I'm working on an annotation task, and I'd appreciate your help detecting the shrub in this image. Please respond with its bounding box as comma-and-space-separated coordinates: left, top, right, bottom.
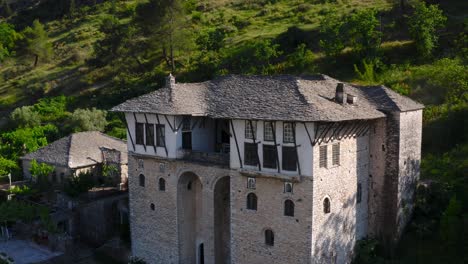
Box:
10, 106, 41, 128
69, 108, 108, 132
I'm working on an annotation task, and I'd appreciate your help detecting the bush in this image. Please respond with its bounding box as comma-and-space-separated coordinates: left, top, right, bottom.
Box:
69, 108, 108, 132
63, 171, 94, 198
352, 239, 385, 264
10, 106, 41, 128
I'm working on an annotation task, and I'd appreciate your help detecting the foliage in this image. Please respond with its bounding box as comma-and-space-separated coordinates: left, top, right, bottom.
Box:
352, 238, 385, 264
0, 157, 18, 176
32, 95, 69, 122
407, 1, 446, 58
319, 8, 345, 59
439, 196, 463, 248
0, 200, 40, 223
10, 106, 41, 128
8, 185, 35, 196
196, 27, 227, 52
354, 60, 377, 84
29, 159, 54, 188
21, 20, 53, 67
93, 15, 127, 65
63, 171, 94, 198
69, 108, 108, 132
286, 43, 316, 73
0, 22, 21, 61
345, 8, 382, 59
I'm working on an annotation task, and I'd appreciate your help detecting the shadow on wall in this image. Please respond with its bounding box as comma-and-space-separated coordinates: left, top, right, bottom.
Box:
396, 157, 420, 234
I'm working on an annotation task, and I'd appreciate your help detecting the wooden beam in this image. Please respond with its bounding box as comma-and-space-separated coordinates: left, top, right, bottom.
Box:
133, 113, 146, 152
292, 122, 301, 175
230, 120, 242, 168
155, 114, 168, 157
270, 121, 280, 173
122, 114, 135, 151
163, 115, 175, 132
143, 113, 156, 153
249, 120, 261, 171
303, 122, 314, 148
317, 123, 334, 145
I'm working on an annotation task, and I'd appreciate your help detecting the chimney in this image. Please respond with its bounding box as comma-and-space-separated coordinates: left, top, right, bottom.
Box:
335, 83, 345, 104
347, 94, 358, 104
166, 73, 176, 102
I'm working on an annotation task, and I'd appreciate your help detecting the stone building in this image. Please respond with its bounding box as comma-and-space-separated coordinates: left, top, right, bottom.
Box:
111, 74, 423, 264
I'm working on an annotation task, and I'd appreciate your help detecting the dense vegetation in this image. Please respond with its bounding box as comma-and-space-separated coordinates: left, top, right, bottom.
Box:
0, 0, 466, 262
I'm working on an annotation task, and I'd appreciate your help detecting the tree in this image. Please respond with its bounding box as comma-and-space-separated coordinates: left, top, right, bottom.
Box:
346, 9, 382, 59
0, 157, 18, 176
319, 9, 345, 59
10, 106, 41, 128
29, 159, 54, 186
0, 22, 20, 62
93, 15, 126, 65
22, 20, 53, 67
408, 1, 446, 58
69, 108, 108, 132
0, 0, 12, 17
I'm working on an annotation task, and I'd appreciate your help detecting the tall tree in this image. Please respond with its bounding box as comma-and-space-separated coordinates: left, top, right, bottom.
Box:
0, 22, 20, 62
319, 8, 346, 59
408, 1, 446, 58
345, 9, 382, 60
22, 20, 53, 67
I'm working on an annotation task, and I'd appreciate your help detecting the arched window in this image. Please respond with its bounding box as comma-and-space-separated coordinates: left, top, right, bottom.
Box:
284, 199, 295, 217
323, 197, 331, 214
159, 178, 166, 191
246, 193, 257, 210
150, 203, 155, 210
265, 229, 274, 246
139, 174, 145, 187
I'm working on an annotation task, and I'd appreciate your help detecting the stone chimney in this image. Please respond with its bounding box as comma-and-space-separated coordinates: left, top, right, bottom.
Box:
166, 73, 175, 102
335, 83, 345, 104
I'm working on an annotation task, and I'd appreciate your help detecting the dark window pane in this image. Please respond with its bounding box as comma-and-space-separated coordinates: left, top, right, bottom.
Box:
265, 229, 274, 246
182, 132, 192, 150
156, 125, 165, 147
324, 198, 330, 214
244, 143, 258, 166
246, 193, 257, 210
146, 124, 155, 146
263, 145, 277, 169
136, 123, 145, 145
282, 146, 297, 171
159, 178, 166, 191
139, 174, 145, 187
357, 183, 362, 203
284, 200, 295, 217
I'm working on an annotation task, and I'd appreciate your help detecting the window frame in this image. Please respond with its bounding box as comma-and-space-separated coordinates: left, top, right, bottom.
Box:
244, 142, 258, 166
135, 122, 145, 145
145, 123, 155, 146
139, 174, 145, 187
247, 177, 256, 189
283, 122, 294, 143
284, 182, 293, 193
263, 144, 277, 169
265, 229, 274, 246
282, 146, 297, 171
245, 120, 257, 140
319, 145, 328, 168
332, 143, 340, 166
323, 197, 331, 214
264, 121, 275, 142
156, 124, 166, 147
246, 192, 257, 211
159, 178, 166, 191
284, 199, 295, 217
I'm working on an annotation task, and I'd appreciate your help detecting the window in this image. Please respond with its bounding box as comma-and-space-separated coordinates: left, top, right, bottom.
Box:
156, 124, 165, 147
319, 145, 328, 168
247, 177, 256, 189
265, 229, 274, 246
246, 193, 257, 210
263, 145, 277, 169
357, 183, 362, 203
332, 143, 340, 166
283, 122, 294, 143
282, 146, 297, 171
139, 174, 145, 187
245, 121, 257, 139
159, 178, 166, 191
284, 182, 293, 193
264, 121, 275, 141
150, 203, 155, 210
182, 116, 191, 131
244, 143, 258, 166
187, 181, 192, 190
284, 199, 295, 217
323, 197, 331, 214
136, 122, 145, 145
146, 124, 155, 146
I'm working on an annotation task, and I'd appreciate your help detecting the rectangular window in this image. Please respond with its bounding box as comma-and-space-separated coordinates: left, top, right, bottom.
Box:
332, 143, 340, 166
282, 146, 297, 171
145, 124, 155, 146
283, 122, 294, 143
244, 142, 258, 166
135, 122, 145, 145
264, 121, 275, 142
319, 145, 327, 168
245, 121, 257, 139
156, 124, 165, 147
357, 183, 362, 203
263, 145, 277, 169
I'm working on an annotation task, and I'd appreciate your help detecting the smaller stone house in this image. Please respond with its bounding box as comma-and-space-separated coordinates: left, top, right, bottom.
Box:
21, 131, 128, 186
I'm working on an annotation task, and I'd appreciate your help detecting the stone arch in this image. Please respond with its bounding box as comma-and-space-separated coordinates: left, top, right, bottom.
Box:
214, 176, 231, 264
177, 171, 203, 264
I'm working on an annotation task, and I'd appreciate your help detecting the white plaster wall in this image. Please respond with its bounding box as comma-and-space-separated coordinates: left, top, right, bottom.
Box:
311, 134, 369, 264
229, 120, 315, 177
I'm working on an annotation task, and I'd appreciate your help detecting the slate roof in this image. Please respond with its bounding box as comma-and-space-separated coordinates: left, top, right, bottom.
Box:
21, 131, 128, 168
111, 74, 423, 122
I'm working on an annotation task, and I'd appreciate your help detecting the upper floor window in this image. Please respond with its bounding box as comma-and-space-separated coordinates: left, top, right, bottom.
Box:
246, 193, 257, 210
282, 146, 297, 171
245, 121, 257, 139
264, 121, 275, 142
323, 197, 331, 214
244, 142, 258, 166
156, 124, 165, 147
263, 145, 277, 169
283, 122, 294, 143
146, 124, 155, 146
284, 199, 295, 217
136, 122, 145, 145
265, 229, 274, 246
139, 174, 145, 187
357, 183, 362, 203
319, 145, 328, 168
159, 178, 166, 191
332, 143, 340, 166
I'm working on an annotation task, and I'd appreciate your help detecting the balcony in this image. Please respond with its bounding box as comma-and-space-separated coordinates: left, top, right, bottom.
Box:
177, 148, 230, 166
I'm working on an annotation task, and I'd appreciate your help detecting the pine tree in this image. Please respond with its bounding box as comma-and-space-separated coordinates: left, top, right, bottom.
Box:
22, 20, 53, 67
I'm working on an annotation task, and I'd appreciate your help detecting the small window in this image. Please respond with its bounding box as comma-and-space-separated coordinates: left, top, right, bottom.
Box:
319, 145, 328, 168
156, 124, 165, 147
159, 178, 166, 191
247, 177, 256, 189
284, 199, 295, 217
263, 145, 277, 169
357, 183, 362, 203
246, 193, 257, 210
265, 229, 274, 246
282, 146, 297, 171
139, 174, 145, 187
244, 142, 258, 166
264, 121, 275, 142
323, 197, 331, 214
138, 159, 144, 169
283, 122, 294, 143
182, 116, 191, 131
284, 182, 293, 193
150, 203, 155, 210
332, 143, 340, 166
146, 124, 155, 146
136, 122, 145, 145
245, 121, 257, 139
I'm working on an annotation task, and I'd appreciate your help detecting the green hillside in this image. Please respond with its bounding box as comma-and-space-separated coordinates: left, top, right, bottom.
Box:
0, 0, 467, 262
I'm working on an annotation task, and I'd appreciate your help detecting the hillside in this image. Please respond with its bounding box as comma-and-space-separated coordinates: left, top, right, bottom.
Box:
0, 0, 467, 262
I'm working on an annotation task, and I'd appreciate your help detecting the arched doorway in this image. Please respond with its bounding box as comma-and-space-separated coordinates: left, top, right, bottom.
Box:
177, 172, 203, 264
214, 176, 231, 264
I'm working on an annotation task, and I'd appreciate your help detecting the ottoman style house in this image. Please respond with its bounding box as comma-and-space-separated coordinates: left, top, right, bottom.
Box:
111, 74, 423, 264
